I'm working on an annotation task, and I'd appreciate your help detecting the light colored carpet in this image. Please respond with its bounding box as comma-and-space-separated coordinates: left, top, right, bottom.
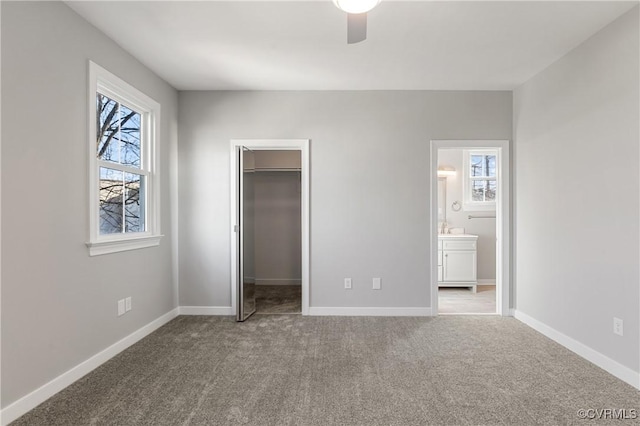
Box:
11, 315, 639, 425
439, 285, 496, 314
255, 285, 301, 314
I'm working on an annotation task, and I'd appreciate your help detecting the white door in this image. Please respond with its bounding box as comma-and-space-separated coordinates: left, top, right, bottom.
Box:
237, 147, 256, 321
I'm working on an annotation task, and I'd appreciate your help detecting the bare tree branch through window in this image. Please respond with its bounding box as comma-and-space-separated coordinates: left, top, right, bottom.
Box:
96, 93, 144, 235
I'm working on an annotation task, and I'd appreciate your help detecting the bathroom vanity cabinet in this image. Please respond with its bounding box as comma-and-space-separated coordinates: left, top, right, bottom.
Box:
438, 234, 478, 292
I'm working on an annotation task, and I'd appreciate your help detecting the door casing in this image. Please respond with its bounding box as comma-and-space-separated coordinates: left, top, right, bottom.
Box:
430, 140, 511, 316
229, 139, 310, 316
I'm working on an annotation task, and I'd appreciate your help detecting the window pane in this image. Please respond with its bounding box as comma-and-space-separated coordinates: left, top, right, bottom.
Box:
471, 179, 497, 202
96, 94, 141, 168
470, 155, 484, 177
97, 94, 120, 163
99, 167, 123, 234
486, 155, 496, 177
471, 154, 497, 178
119, 104, 141, 168
486, 180, 497, 201
472, 180, 485, 201
124, 173, 145, 232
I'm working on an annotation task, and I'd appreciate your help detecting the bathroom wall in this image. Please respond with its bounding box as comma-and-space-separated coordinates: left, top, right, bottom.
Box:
253, 151, 302, 285
438, 149, 497, 282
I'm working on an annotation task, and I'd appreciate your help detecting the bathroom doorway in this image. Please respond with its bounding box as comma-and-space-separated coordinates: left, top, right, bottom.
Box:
230, 140, 310, 319
430, 140, 510, 316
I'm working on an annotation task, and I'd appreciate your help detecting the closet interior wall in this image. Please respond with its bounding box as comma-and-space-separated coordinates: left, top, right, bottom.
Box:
253, 151, 302, 286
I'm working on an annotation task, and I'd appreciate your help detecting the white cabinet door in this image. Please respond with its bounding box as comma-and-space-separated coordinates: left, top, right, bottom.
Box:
443, 250, 476, 282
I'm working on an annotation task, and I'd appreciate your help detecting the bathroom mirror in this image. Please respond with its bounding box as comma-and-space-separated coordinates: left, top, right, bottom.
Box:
438, 177, 446, 222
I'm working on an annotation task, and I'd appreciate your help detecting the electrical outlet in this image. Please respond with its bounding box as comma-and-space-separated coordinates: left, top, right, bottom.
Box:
613, 317, 623, 336
125, 297, 132, 312
373, 277, 381, 290
117, 299, 125, 316
344, 278, 352, 289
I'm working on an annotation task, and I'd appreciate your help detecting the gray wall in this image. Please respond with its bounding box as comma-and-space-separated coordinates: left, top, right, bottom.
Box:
178, 91, 512, 308
438, 149, 497, 281
513, 7, 639, 372
1, 1, 178, 408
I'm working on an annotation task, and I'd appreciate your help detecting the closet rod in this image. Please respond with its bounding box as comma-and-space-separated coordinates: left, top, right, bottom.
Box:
254, 168, 301, 172
468, 215, 496, 219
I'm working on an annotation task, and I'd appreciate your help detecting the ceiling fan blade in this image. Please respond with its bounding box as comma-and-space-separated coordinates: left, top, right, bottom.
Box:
347, 13, 367, 44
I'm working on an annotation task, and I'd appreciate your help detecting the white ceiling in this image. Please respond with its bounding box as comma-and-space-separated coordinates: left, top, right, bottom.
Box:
67, 0, 637, 91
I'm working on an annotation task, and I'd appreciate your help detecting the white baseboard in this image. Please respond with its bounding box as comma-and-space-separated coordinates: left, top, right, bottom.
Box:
478, 279, 496, 285
179, 306, 234, 315
0, 308, 179, 426
308, 307, 432, 317
514, 310, 640, 390
255, 278, 301, 286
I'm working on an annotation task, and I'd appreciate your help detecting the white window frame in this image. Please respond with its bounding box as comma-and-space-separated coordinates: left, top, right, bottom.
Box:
462, 148, 498, 212
86, 61, 162, 256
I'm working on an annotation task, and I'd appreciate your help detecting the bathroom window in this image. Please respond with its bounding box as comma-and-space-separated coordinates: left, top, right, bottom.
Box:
86, 61, 162, 256
463, 149, 497, 211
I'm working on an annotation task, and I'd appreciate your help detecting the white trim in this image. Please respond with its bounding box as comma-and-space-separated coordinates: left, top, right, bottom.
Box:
308, 307, 432, 317
515, 310, 640, 390
179, 306, 234, 316
430, 140, 510, 317
0, 308, 179, 426
87, 61, 162, 256
86, 234, 162, 256
230, 139, 310, 317
0, 6, 3, 426
256, 278, 302, 286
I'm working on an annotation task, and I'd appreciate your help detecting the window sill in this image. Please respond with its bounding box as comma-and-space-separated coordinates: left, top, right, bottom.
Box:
86, 234, 163, 256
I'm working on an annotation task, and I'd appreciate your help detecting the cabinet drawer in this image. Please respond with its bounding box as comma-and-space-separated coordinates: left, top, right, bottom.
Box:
443, 240, 477, 251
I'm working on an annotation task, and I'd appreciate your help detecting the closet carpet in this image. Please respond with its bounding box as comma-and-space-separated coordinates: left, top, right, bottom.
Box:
12, 315, 639, 426
255, 285, 301, 314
